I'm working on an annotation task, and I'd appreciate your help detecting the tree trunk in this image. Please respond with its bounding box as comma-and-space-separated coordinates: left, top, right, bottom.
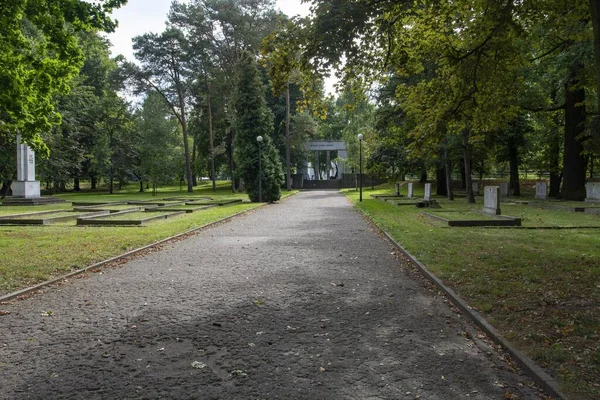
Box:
419, 168, 427, 183
191, 141, 198, 187
109, 167, 114, 195
549, 115, 562, 198
589, 0, 600, 145
0, 180, 12, 199
285, 82, 292, 191
208, 90, 216, 192
463, 131, 475, 203
444, 144, 454, 200
73, 177, 80, 192
561, 66, 587, 200
91, 175, 97, 190
179, 93, 194, 192
436, 166, 447, 196
139, 180, 144, 193
508, 136, 521, 196
460, 160, 466, 189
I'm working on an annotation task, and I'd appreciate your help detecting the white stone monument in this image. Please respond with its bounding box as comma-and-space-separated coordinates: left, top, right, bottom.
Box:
424, 183, 431, 201
483, 186, 501, 215
407, 182, 414, 199
500, 182, 509, 197
535, 182, 548, 200
11, 135, 41, 199
585, 182, 600, 203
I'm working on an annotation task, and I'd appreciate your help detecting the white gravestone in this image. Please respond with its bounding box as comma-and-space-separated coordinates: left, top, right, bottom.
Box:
585, 182, 600, 203
394, 182, 400, 196
483, 186, 501, 215
407, 182, 413, 199
424, 183, 432, 201
11, 135, 41, 199
535, 182, 548, 200
500, 182, 509, 197
472, 182, 479, 195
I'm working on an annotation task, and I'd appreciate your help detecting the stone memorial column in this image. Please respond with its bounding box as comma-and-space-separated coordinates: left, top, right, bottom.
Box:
424, 183, 432, 200
407, 182, 414, 199
11, 135, 41, 199
535, 182, 548, 200
585, 182, 600, 203
483, 186, 501, 215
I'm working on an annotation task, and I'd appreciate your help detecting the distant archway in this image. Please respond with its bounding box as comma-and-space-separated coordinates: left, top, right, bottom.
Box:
301, 140, 348, 181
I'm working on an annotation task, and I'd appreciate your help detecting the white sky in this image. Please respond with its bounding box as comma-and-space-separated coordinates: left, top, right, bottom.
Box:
104, 0, 337, 95
106, 0, 311, 62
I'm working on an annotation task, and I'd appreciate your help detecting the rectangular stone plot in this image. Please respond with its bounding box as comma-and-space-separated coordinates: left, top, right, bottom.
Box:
186, 199, 243, 206
77, 210, 185, 226
0, 210, 109, 225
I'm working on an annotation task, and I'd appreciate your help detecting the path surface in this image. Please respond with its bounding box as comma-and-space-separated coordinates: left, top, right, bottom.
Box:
1, 191, 541, 399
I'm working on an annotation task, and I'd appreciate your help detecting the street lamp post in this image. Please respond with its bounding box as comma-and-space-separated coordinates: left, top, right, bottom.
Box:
257, 136, 263, 202
358, 133, 363, 202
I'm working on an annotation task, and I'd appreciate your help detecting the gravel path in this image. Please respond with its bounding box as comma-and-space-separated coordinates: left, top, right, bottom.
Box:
1, 191, 541, 399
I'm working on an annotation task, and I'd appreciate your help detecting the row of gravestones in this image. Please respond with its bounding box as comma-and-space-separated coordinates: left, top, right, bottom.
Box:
535, 181, 600, 202
394, 181, 600, 202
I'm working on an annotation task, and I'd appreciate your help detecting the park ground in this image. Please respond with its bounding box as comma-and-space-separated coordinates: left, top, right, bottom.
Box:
0, 180, 598, 398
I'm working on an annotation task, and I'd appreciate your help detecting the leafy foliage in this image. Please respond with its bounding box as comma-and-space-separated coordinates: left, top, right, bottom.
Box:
0, 0, 127, 148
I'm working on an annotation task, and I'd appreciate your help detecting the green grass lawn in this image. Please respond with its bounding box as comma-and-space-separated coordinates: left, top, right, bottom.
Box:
0, 182, 295, 297
346, 183, 600, 400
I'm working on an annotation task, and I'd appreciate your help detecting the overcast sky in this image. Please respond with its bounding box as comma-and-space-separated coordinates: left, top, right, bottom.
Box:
106, 0, 311, 61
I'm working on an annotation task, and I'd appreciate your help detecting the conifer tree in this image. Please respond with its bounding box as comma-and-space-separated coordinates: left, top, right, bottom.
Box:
234, 53, 284, 202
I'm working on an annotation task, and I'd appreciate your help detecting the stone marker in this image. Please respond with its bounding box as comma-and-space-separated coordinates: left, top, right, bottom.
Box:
394, 182, 400, 196
500, 182, 509, 197
424, 183, 432, 201
585, 182, 600, 203
483, 186, 501, 215
407, 182, 414, 199
11, 135, 41, 199
535, 181, 548, 200
472, 182, 479, 195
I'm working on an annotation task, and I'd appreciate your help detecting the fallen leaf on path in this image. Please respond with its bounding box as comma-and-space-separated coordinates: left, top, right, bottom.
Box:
191, 361, 206, 369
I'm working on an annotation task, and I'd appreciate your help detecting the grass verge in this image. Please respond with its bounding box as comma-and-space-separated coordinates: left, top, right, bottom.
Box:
345, 183, 600, 400
0, 182, 295, 296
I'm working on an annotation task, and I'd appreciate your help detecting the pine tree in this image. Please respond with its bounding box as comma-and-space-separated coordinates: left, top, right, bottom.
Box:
234, 53, 284, 202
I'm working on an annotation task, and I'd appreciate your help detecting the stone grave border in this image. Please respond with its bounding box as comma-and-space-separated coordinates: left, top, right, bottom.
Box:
526, 201, 600, 215
145, 204, 214, 214
186, 199, 243, 206
375, 197, 420, 206
77, 209, 185, 226
0, 210, 109, 225
73, 205, 143, 214
422, 210, 522, 227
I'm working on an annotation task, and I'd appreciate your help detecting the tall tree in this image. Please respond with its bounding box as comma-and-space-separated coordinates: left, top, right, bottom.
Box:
128, 28, 195, 192
234, 53, 284, 202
